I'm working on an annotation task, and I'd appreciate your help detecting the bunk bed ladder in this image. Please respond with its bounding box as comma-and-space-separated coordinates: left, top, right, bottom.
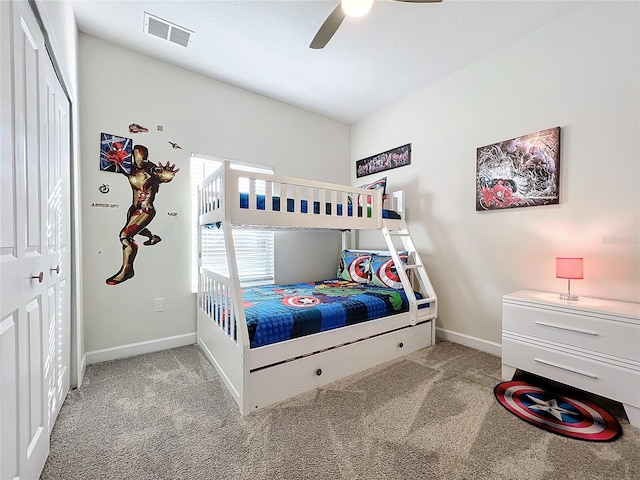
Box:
381, 220, 437, 343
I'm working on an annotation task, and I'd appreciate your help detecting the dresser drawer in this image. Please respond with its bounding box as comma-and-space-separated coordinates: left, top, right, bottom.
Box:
502, 337, 640, 408
502, 302, 640, 360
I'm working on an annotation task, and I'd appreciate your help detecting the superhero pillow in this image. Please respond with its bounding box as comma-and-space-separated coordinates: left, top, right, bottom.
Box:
369, 252, 409, 289
337, 249, 373, 284
348, 176, 387, 207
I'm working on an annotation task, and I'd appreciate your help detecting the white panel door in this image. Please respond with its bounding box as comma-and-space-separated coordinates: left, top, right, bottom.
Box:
1, 2, 50, 477
43, 46, 71, 432
0, 1, 71, 478
0, 3, 19, 479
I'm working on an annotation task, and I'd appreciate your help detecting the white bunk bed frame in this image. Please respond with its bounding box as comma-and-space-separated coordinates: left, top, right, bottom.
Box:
197, 161, 437, 415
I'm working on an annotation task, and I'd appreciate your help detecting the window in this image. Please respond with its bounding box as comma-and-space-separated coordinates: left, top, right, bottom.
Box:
191, 155, 274, 292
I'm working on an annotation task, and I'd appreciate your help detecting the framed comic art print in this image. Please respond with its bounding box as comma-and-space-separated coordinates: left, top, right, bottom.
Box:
476, 127, 560, 211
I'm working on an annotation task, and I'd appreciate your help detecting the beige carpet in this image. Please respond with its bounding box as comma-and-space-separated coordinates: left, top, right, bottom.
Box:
41, 341, 639, 479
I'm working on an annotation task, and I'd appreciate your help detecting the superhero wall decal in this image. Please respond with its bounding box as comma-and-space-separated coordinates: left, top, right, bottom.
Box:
102, 143, 179, 285
100, 133, 132, 174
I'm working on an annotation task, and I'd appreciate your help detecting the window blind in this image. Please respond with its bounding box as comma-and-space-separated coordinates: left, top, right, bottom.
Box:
191, 156, 274, 292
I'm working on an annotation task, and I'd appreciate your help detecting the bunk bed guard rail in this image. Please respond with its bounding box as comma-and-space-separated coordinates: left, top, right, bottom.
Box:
198, 160, 385, 230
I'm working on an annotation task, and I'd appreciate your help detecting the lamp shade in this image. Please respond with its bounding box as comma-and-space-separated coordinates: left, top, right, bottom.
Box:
556, 257, 583, 279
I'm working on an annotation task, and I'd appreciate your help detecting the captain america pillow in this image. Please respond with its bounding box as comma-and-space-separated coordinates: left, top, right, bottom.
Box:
337, 250, 373, 284
348, 176, 387, 206
369, 252, 409, 289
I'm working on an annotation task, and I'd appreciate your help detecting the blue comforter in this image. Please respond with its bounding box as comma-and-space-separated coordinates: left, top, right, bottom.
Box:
238, 279, 426, 348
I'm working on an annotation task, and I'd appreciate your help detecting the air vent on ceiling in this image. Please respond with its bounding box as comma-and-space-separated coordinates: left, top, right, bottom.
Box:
144, 12, 193, 48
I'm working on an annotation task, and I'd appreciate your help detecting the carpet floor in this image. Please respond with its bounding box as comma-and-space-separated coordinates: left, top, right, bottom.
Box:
41, 341, 640, 479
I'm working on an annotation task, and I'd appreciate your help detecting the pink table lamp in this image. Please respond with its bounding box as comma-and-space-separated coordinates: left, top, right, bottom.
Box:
556, 257, 583, 301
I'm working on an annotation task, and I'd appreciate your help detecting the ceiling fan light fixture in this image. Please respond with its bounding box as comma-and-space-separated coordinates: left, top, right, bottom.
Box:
341, 0, 374, 18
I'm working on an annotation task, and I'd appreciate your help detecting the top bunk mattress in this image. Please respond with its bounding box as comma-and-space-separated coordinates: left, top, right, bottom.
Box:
238, 279, 427, 348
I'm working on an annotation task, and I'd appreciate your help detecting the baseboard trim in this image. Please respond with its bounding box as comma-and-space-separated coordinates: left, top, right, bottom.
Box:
436, 327, 502, 357
85, 330, 496, 365
86, 333, 197, 365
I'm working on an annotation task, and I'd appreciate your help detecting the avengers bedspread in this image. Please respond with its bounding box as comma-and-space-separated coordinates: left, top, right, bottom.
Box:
240, 279, 426, 348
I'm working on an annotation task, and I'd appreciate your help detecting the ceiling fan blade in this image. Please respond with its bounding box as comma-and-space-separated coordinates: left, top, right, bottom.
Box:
310, 4, 346, 49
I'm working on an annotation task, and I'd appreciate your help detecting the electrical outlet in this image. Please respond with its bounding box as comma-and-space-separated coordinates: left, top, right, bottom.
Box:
154, 298, 164, 312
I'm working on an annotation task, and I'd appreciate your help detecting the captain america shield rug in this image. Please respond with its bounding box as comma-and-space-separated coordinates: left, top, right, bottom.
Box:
494, 381, 622, 441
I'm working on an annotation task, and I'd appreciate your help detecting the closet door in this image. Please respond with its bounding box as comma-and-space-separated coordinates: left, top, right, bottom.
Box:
43, 42, 72, 431
0, 1, 71, 478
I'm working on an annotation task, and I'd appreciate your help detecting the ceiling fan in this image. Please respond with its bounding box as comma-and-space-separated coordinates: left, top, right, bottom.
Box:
310, 0, 443, 49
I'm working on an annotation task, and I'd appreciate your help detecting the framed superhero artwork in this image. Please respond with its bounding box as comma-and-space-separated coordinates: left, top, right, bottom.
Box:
356, 143, 411, 178
100, 132, 133, 174
476, 127, 561, 211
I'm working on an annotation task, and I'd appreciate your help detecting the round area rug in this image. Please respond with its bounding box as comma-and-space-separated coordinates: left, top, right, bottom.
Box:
494, 381, 622, 442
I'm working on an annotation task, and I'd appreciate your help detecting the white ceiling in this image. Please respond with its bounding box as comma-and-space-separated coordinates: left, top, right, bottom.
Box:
70, 0, 583, 124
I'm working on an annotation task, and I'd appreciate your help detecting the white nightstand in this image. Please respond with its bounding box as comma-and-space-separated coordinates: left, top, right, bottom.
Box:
501, 290, 640, 428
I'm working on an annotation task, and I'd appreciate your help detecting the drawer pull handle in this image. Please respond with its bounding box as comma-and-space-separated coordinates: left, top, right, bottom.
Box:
534, 358, 598, 379
534, 321, 599, 336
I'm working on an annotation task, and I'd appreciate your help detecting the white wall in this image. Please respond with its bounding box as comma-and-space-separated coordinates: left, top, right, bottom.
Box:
351, 2, 640, 350
79, 34, 349, 355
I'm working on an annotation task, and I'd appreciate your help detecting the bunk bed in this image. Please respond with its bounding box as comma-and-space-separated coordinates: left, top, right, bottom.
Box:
197, 161, 438, 415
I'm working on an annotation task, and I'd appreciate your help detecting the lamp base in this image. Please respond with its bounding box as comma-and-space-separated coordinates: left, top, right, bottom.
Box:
559, 294, 579, 301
